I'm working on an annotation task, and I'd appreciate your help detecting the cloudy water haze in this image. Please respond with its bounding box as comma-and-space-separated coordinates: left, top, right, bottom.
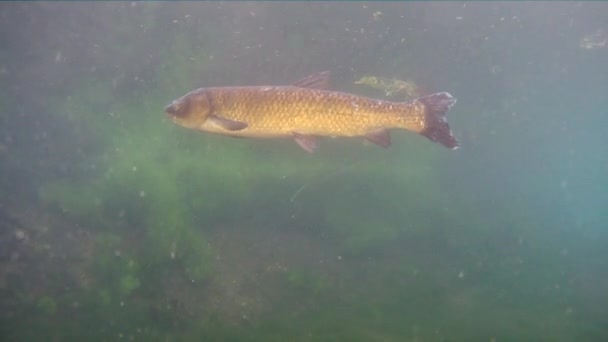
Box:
0, 2, 607, 340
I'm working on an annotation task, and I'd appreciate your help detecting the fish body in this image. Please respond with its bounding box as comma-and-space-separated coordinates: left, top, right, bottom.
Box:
165, 72, 458, 152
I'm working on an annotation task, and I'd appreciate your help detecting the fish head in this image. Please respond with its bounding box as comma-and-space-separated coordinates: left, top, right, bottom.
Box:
165, 89, 212, 129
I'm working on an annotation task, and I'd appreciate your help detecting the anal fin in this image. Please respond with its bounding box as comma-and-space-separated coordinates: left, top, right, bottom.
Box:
365, 129, 392, 148
293, 133, 319, 153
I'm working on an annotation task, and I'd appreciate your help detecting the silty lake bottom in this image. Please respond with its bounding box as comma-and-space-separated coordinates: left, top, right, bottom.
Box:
0, 2, 607, 341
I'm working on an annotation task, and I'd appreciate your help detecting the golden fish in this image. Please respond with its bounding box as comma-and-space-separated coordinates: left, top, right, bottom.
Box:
165, 71, 458, 152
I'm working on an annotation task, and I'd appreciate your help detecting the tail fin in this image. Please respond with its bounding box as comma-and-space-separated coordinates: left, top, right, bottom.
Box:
417, 92, 459, 149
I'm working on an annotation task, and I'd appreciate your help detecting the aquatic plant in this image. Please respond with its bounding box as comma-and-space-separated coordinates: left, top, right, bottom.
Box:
36, 296, 58, 315
285, 268, 331, 295
119, 273, 141, 296
31, 14, 469, 339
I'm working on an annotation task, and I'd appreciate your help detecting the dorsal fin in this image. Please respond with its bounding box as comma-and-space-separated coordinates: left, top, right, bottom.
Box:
292, 71, 330, 90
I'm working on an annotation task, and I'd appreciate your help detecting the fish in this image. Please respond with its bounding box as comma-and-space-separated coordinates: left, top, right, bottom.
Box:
165, 71, 458, 152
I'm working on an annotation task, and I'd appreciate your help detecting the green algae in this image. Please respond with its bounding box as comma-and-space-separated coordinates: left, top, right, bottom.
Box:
28, 10, 483, 340
36, 296, 58, 315
119, 273, 141, 295
285, 268, 331, 295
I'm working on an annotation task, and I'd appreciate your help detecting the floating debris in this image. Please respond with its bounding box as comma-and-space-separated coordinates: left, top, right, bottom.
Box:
580, 29, 607, 50
355, 76, 423, 100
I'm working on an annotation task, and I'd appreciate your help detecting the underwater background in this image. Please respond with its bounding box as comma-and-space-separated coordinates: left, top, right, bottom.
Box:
1, 2, 607, 341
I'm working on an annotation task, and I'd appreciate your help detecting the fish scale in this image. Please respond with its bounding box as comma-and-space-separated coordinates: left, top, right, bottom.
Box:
209, 87, 423, 137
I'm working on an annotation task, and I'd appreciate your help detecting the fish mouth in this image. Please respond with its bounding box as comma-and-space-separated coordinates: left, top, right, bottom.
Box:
165, 96, 190, 118
165, 102, 179, 117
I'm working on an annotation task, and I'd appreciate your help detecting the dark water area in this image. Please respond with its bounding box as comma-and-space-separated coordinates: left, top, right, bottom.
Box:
1, 1, 607, 341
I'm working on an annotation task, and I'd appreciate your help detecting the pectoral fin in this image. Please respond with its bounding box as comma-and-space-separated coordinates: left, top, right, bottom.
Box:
365, 129, 392, 148
208, 114, 248, 131
292, 71, 331, 90
293, 133, 319, 153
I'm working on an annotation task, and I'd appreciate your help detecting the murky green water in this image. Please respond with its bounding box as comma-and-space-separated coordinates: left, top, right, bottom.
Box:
1, 2, 607, 341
